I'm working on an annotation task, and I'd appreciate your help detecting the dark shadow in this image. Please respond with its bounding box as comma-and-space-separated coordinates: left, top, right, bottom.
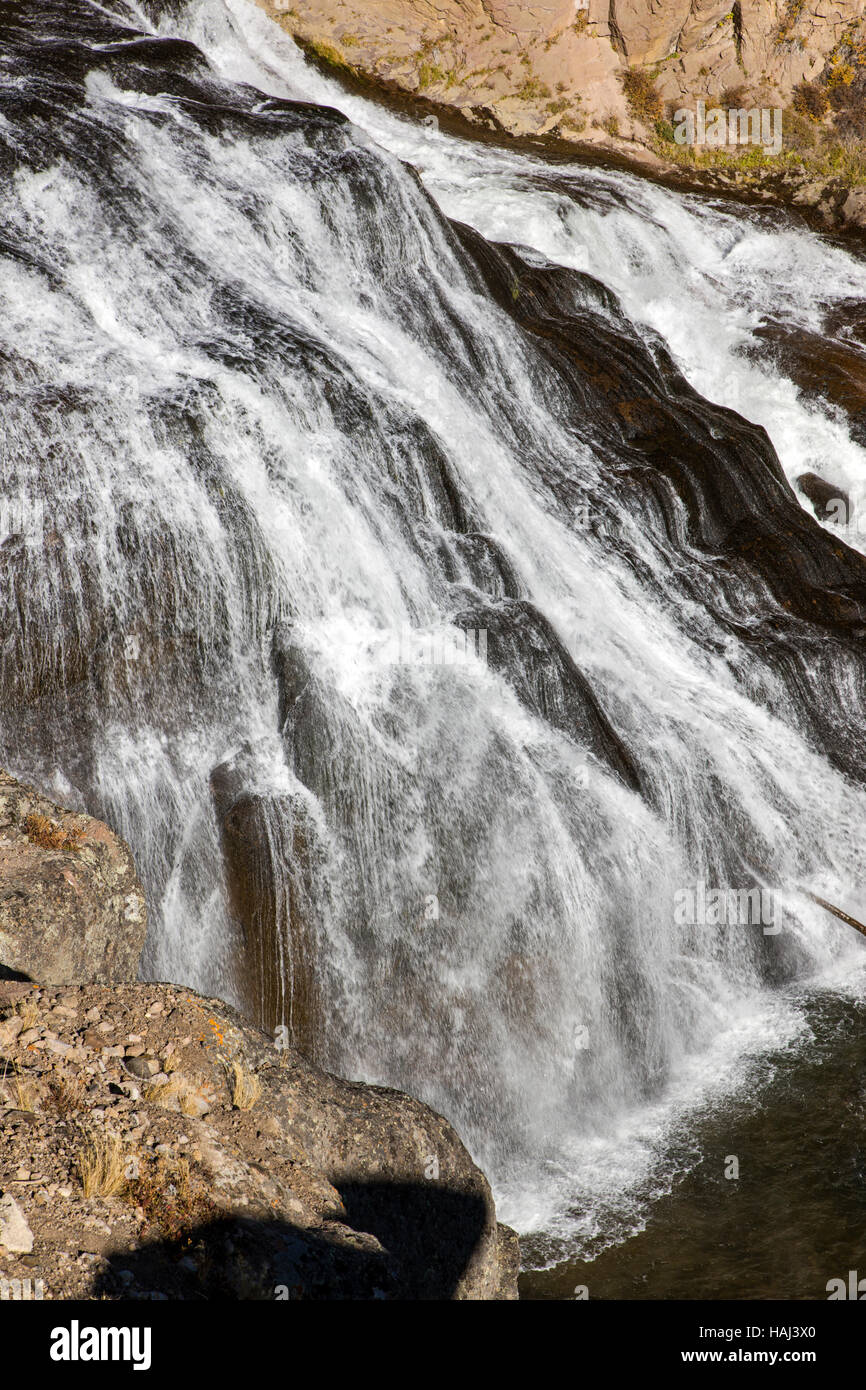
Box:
95, 1182, 487, 1301
0, 964, 32, 982
336, 1182, 487, 1299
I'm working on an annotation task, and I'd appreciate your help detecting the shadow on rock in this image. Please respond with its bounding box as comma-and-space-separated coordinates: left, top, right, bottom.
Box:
95, 1182, 489, 1301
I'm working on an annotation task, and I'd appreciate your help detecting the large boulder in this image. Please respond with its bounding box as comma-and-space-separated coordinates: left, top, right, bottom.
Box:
0, 771, 146, 984
0, 981, 519, 1299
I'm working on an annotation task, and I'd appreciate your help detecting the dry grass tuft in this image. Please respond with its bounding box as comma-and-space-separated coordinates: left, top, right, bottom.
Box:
12, 1071, 40, 1112
16, 997, 40, 1030
45, 1076, 83, 1118
144, 1075, 185, 1107
222, 1057, 261, 1111
23, 812, 85, 853
75, 1128, 127, 1198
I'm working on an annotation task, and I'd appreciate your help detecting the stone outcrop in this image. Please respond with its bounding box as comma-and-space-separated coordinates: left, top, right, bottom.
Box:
0, 980, 519, 1299
257, 1, 866, 229
210, 755, 323, 1059
0, 772, 147, 986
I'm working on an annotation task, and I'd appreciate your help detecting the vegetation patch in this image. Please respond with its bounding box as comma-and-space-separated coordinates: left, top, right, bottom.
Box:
516, 77, 551, 102
304, 38, 355, 76
125, 1152, 217, 1244
23, 812, 85, 852
621, 68, 663, 126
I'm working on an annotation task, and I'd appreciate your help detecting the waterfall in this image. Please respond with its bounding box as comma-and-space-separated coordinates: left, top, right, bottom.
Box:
2, 0, 866, 1261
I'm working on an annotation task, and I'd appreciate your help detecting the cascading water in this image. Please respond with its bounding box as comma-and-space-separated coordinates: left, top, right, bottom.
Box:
2, 0, 866, 1274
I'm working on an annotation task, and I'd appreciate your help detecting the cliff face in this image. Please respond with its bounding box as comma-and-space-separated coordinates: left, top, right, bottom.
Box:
260, 1, 866, 154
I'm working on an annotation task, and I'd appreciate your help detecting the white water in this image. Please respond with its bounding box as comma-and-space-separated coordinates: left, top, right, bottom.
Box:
187, 0, 866, 552
3, 0, 866, 1265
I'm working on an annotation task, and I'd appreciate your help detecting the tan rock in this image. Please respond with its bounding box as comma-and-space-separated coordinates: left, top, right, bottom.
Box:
0, 1194, 33, 1254
0, 771, 147, 986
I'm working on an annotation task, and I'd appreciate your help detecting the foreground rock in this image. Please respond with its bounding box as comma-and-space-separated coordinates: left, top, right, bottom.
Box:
0, 773, 147, 986
0, 980, 519, 1299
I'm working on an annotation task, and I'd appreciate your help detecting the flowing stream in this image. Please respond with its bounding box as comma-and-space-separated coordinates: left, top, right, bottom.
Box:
2, 0, 866, 1292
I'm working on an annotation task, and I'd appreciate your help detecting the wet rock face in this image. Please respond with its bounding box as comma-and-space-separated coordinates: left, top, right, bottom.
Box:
210, 758, 323, 1059
0, 772, 146, 985
0, 981, 519, 1300
797, 472, 851, 524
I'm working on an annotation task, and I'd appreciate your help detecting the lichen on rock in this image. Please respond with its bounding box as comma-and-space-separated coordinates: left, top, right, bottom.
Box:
0, 772, 147, 986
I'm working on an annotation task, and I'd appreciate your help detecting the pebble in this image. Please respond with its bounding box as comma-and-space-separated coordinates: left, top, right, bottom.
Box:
0, 1194, 34, 1254
0, 1017, 24, 1048
124, 1055, 159, 1079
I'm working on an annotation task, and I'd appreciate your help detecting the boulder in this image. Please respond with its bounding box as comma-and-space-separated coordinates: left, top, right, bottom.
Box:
0, 1193, 33, 1254
0, 771, 146, 985
797, 472, 851, 524
0, 981, 519, 1299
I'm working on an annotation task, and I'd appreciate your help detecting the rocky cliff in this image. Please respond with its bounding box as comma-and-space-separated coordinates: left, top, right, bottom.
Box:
259, 1, 866, 224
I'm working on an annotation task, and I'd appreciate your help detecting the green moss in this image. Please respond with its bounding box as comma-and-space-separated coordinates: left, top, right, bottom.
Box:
516, 77, 552, 101
305, 39, 353, 75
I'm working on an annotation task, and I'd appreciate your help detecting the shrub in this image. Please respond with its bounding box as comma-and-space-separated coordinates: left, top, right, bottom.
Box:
23, 812, 84, 852
793, 81, 829, 119
621, 68, 663, 125
125, 1153, 215, 1243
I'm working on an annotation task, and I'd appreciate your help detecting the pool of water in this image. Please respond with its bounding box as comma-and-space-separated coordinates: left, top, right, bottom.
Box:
521, 983, 866, 1299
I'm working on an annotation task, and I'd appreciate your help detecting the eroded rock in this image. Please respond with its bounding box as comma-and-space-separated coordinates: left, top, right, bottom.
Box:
0, 771, 147, 985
